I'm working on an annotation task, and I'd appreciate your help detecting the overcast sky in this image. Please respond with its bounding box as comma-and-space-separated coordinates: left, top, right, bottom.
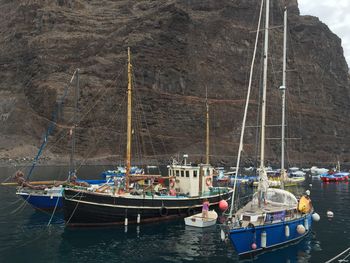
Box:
298, 0, 350, 66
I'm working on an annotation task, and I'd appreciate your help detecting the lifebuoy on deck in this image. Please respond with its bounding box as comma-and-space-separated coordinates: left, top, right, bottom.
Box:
170, 178, 175, 189
160, 206, 168, 217
206, 177, 212, 187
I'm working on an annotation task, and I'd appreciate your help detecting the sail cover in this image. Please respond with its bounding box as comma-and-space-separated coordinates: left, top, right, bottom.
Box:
253, 188, 298, 207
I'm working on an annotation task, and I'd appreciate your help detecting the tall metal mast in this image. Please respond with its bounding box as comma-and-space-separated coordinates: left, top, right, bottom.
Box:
280, 8, 287, 190
260, 0, 270, 170
257, 0, 270, 207
125, 47, 132, 191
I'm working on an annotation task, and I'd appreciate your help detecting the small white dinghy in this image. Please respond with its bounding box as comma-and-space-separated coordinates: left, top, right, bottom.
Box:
184, 210, 218, 228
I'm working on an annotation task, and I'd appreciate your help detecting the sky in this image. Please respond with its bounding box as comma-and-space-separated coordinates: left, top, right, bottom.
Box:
298, 0, 350, 66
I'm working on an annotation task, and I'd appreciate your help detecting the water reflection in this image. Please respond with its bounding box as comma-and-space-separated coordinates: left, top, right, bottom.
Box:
250, 233, 316, 263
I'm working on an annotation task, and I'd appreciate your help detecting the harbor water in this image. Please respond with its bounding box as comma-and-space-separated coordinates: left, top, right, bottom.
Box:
0, 166, 349, 263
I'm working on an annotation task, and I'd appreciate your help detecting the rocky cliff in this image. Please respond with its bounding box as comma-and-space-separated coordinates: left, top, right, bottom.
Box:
0, 0, 349, 167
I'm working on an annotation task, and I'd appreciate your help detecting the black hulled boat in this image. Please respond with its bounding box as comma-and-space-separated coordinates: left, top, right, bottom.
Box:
63, 161, 232, 226
63, 48, 232, 226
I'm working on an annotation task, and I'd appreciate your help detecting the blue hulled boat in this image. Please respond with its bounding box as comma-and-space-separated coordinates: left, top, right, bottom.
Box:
16, 178, 108, 210
17, 187, 63, 210
221, 188, 314, 257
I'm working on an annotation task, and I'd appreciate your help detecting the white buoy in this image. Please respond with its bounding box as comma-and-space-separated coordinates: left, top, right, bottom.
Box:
285, 225, 290, 237
304, 218, 309, 230
327, 210, 334, 218
124, 217, 128, 226
220, 229, 226, 241
261, 231, 267, 248
137, 213, 141, 224
312, 213, 320, 222
297, 224, 306, 234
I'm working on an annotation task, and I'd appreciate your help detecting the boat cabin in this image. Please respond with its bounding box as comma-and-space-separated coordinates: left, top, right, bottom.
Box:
168, 158, 214, 197
237, 188, 299, 226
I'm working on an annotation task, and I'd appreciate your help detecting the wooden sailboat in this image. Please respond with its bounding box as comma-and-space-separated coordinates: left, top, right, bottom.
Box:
221, 2, 316, 257
62, 48, 233, 226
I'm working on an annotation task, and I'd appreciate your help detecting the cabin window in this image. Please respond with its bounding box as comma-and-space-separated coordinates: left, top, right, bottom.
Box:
176, 170, 179, 177
185, 171, 190, 177
242, 215, 250, 221
193, 171, 197, 177
169, 170, 172, 176
181, 171, 184, 177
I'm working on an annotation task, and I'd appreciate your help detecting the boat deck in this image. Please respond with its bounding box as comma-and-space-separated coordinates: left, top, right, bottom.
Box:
236, 201, 299, 227
238, 201, 295, 214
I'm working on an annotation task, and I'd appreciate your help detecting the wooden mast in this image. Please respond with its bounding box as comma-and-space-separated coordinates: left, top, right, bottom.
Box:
199, 87, 210, 196
125, 47, 132, 191
206, 87, 210, 165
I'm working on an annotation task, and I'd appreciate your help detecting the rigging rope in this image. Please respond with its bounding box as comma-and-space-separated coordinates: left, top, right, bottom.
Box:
26, 70, 77, 180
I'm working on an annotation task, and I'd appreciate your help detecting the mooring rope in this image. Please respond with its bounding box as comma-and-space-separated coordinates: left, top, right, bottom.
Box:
65, 189, 84, 225
10, 194, 31, 214
47, 189, 62, 227
0, 197, 24, 211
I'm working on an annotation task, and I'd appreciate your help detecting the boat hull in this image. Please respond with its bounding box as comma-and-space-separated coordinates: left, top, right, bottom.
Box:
17, 192, 62, 210
63, 188, 232, 226
226, 213, 312, 257
184, 211, 218, 227
16, 179, 108, 210
320, 173, 349, 182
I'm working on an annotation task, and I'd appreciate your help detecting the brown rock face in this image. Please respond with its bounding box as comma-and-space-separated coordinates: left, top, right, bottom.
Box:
0, 0, 349, 166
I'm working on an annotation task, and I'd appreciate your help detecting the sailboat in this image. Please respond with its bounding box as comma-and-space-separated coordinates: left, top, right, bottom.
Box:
62, 48, 233, 226
13, 70, 108, 210
220, 1, 317, 257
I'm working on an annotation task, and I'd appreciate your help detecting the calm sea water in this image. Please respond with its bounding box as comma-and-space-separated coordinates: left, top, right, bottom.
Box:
0, 166, 349, 263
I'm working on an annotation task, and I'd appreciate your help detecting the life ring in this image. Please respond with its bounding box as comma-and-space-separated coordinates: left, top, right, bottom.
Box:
206, 177, 212, 187
160, 206, 168, 217
170, 178, 175, 189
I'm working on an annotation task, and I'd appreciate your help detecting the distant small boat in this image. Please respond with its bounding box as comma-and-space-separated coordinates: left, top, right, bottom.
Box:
310, 166, 328, 175
290, 170, 306, 177
320, 172, 349, 182
252, 176, 305, 188
184, 210, 218, 228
